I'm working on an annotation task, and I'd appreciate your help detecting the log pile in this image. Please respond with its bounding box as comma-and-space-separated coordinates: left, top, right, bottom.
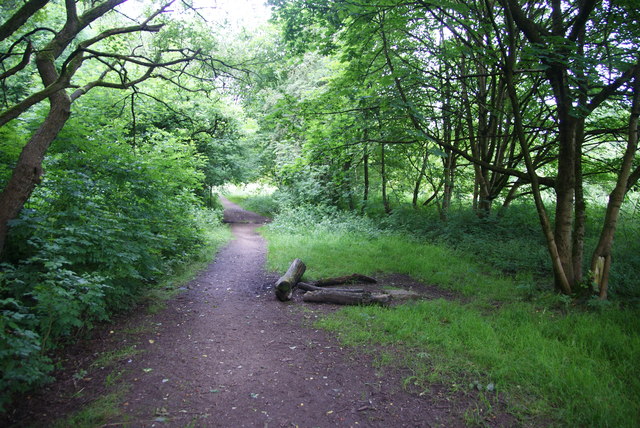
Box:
274, 259, 391, 306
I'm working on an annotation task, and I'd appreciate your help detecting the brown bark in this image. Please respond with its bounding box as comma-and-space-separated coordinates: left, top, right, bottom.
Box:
275, 258, 306, 301
0, 1, 184, 257
550, 69, 577, 292
381, 143, 391, 214
309, 274, 377, 287
498, 179, 522, 216
572, 117, 586, 287
0, 93, 71, 254
590, 64, 640, 299
0, 0, 50, 43
0, 0, 130, 256
0, 20, 76, 255
302, 290, 390, 306
297, 282, 364, 293
501, 5, 572, 294
571, 32, 589, 288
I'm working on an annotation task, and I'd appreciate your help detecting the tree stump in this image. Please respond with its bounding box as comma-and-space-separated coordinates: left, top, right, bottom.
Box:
275, 258, 306, 301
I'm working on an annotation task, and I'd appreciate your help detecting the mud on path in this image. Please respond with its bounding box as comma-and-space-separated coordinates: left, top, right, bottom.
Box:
7, 198, 472, 427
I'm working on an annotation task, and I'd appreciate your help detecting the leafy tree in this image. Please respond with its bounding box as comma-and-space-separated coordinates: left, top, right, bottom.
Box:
0, 0, 234, 255
267, 0, 640, 298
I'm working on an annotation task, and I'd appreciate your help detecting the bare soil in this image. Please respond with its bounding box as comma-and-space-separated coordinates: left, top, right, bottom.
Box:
4, 198, 514, 427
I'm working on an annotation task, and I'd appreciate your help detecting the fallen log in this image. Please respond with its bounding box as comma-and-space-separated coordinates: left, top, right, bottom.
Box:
275, 258, 306, 301
297, 282, 364, 293
310, 273, 377, 287
302, 290, 390, 306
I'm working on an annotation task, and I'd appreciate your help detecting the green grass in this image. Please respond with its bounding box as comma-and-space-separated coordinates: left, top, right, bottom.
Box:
52, 384, 130, 428
90, 344, 143, 369
262, 212, 640, 427
318, 301, 640, 426
262, 228, 515, 301
225, 193, 279, 218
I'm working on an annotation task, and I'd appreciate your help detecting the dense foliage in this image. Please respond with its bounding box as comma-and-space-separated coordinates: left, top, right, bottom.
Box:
255, 0, 640, 299
0, 87, 231, 409
0, 1, 254, 410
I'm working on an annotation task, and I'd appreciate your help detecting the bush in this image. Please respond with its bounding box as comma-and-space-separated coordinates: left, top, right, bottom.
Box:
268, 203, 383, 238
0, 135, 220, 410
0, 297, 53, 411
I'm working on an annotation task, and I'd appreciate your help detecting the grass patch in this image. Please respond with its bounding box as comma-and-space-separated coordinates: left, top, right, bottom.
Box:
262, 226, 514, 301
90, 344, 143, 369
225, 194, 279, 218
318, 301, 640, 426
262, 207, 640, 426
52, 384, 130, 428
223, 182, 280, 217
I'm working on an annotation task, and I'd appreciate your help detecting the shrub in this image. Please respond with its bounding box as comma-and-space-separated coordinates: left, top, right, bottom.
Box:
0, 135, 219, 410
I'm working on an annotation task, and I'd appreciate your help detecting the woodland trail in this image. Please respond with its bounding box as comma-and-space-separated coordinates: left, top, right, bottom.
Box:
8, 198, 465, 427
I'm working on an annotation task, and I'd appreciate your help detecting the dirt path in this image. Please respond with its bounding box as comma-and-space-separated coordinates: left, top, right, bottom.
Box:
7, 198, 465, 427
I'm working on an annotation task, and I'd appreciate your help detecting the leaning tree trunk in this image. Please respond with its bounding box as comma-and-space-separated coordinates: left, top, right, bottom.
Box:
412, 144, 429, 208
0, 90, 71, 256
590, 68, 640, 299
502, 27, 572, 295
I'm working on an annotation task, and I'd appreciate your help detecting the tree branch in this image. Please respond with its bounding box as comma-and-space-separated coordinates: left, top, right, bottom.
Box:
0, 41, 32, 80
588, 60, 640, 113
0, 0, 49, 43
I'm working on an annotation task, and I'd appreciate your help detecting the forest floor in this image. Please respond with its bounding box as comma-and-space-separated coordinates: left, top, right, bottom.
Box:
6, 198, 514, 427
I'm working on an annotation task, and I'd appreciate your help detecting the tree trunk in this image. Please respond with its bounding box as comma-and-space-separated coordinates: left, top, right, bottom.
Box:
309, 273, 376, 287
297, 282, 364, 293
275, 258, 306, 301
440, 127, 459, 221
362, 135, 369, 212
572, 118, 586, 287
0, 92, 71, 256
341, 159, 354, 210
501, 14, 572, 294
381, 143, 391, 214
590, 67, 640, 299
572, 34, 589, 288
551, 77, 577, 293
498, 179, 522, 216
412, 144, 429, 208
302, 290, 390, 306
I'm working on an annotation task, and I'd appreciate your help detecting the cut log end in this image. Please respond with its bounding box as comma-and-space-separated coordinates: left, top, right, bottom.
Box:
275, 258, 306, 302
